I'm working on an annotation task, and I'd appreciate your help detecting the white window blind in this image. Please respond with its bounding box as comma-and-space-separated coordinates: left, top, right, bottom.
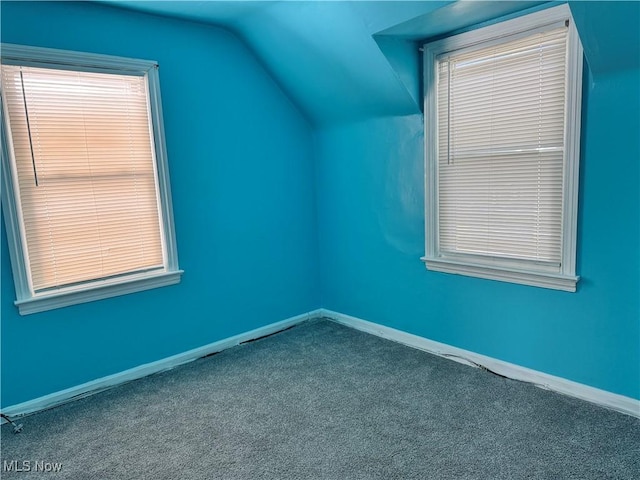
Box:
436, 26, 568, 266
1, 65, 165, 292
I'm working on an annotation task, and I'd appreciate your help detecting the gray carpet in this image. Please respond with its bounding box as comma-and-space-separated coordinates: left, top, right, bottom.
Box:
1, 319, 639, 479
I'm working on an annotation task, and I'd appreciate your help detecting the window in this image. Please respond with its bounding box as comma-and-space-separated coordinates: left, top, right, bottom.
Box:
1, 44, 182, 314
422, 4, 583, 292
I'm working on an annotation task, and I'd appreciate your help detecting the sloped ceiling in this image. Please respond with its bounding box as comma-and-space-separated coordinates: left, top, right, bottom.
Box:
103, 1, 640, 125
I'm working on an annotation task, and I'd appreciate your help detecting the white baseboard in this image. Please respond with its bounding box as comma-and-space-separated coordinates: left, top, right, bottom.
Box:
1, 309, 322, 419
4, 308, 637, 421
320, 308, 640, 418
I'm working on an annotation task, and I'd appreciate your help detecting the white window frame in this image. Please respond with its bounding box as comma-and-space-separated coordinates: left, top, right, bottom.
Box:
1, 44, 182, 314
421, 4, 583, 292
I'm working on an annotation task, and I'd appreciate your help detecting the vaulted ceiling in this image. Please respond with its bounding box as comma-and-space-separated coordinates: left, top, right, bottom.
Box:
103, 1, 640, 126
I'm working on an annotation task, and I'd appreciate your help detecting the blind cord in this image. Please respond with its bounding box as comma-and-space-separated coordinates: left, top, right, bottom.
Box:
19, 68, 39, 187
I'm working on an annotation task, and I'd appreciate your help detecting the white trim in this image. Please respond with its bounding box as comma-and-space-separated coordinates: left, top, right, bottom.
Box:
1, 43, 157, 73
320, 309, 640, 418
422, 257, 578, 292
1, 310, 323, 419
147, 65, 180, 273
15, 270, 184, 315
562, 17, 583, 277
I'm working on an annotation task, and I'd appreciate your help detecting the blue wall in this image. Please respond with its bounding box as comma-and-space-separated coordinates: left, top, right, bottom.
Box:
2, 0, 638, 408
315, 66, 640, 400
1, 1, 319, 406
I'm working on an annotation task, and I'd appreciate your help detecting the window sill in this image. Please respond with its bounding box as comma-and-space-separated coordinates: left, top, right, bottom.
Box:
15, 270, 184, 315
421, 257, 578, 292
